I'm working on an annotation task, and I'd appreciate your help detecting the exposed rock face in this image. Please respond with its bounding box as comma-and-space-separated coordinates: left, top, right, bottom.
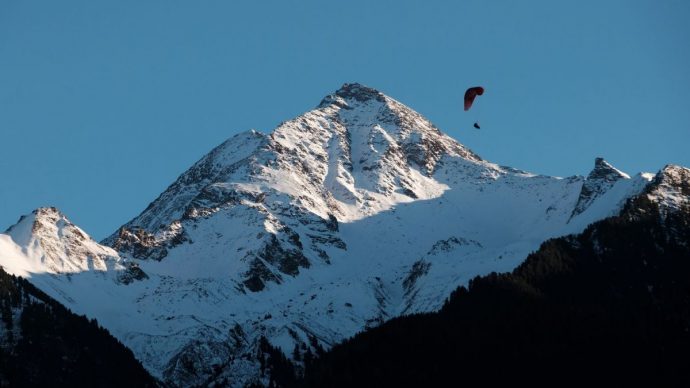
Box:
117, 261, 149, 285
644, 165, 690, 214
570, 157, 631, 218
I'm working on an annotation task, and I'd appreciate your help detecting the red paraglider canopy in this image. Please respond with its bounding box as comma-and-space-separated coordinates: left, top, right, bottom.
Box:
464, 86, 484, 111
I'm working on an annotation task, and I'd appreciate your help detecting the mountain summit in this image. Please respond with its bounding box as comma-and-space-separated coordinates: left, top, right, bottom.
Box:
2, 207, 122, 276
570, 157, 633, 218
0, 83, 674, 387
104, 82, 484, 293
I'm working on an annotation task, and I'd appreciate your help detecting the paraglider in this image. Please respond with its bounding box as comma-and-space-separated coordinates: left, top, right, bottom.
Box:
463, 86, 485, 130
463, 86, 484, 111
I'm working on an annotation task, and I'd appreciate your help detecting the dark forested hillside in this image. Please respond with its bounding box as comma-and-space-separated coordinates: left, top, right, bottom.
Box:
0, 269, 158, 387
270, 183, 690, 387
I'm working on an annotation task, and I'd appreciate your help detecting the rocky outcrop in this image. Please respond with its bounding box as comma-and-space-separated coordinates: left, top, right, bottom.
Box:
570, 157, 630, 218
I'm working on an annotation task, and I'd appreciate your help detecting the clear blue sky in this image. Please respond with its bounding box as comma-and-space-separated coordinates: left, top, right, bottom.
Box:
1, 0, 689, 239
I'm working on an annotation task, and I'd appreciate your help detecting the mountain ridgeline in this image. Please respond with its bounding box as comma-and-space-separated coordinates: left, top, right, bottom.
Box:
0, 83, 688, 387
266, 165, 690, 387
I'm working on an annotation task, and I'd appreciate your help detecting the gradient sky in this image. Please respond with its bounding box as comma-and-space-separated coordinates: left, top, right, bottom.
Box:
1, 0, 689, 239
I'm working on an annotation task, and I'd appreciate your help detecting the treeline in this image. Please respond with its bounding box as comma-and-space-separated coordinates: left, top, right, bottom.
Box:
0, 269, 158, 387
264, 195, 690, 387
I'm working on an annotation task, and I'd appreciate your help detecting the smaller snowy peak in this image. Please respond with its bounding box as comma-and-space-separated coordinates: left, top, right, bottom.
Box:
571, 158, 630, 218
1, 207, 131, 279
644, 164, 690, 214
6, 207, 83, 247
589, 157, 630, 181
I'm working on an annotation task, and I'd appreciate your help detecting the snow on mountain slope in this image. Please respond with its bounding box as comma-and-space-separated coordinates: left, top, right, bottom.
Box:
0, 84, 660, 387
0, 207, 137, 280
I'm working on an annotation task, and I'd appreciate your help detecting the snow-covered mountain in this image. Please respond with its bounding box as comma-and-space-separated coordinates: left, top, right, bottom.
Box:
0, 207, 145, 284
0, 83, 677, 386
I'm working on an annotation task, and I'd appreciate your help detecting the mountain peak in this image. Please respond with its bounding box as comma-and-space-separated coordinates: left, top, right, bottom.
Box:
34, 206, 62, 217
644, 164, 690, 214
590, 157, 630, 180
3, 207, 122, 275
571, 158, 630, 218
319, 82, 387, 108
334, 82, 386, 102
32, 207, 70, 230
5, 206, 63, 246
105, 82, 483, 286
657, 164, 690, 184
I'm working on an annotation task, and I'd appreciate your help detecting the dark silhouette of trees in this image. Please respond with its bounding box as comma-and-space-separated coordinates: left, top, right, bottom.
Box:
0, 269, 158, 387
289, 194, 690, 387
